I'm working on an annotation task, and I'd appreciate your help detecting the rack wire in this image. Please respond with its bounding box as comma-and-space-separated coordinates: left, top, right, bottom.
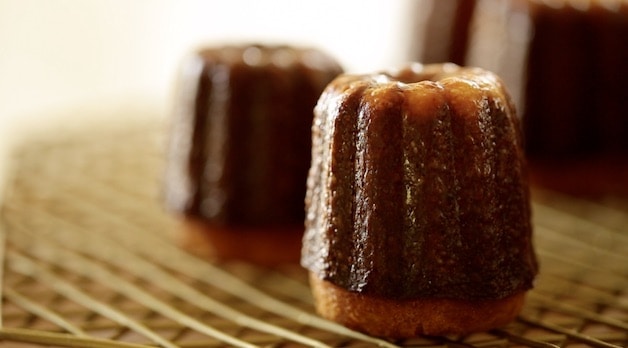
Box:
0, 120, 626, 347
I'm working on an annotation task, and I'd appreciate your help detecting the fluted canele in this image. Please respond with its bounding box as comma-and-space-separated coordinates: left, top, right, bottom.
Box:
164, 44, 343, 264
166, 44, 343, 227
301, 63, 537, 336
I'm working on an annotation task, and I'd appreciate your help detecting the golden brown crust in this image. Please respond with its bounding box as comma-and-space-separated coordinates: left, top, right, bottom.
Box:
180, 217, 303, 266
309, 272, 526, 338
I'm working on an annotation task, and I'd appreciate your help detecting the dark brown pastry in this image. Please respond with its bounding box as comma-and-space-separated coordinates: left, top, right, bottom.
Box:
301, 63, 537, 337
165, 44, 343, 265
414, 0, 628, 195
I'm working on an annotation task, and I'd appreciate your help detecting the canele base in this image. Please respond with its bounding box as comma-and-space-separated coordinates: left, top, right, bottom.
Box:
309, 272, 526, 338
179, 218, 303, 266
528, 158, 628, 196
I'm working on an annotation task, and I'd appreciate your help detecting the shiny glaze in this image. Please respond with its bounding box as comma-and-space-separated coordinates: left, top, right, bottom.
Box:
165, 44, 343, 228
302, 63, 537, 300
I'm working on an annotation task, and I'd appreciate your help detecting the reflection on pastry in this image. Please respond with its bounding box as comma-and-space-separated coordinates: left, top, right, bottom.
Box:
302, 63, 537, 337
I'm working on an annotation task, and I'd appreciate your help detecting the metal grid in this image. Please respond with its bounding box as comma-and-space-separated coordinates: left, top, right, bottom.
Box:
0, 121, 626, 348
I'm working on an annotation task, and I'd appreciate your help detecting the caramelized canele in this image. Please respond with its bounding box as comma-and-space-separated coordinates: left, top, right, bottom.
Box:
164, 44, 342, 264
302, 63, 537, 301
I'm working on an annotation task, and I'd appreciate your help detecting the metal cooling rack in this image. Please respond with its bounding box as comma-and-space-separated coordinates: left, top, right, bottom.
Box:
0, 120, 626, 348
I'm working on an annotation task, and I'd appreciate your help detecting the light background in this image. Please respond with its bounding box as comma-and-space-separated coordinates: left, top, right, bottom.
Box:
0, 0, 417, 194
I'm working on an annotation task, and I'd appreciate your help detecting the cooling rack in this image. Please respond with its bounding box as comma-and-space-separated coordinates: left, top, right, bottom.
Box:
0, 120, 626, 348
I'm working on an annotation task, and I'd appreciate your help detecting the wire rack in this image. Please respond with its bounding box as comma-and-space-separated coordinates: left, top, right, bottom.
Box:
0, 120, 626, 348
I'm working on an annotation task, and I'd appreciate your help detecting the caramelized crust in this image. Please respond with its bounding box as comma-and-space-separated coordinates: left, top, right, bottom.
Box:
166, 44, 342, 226
309, 273, 526, 338
302, 63, 536, 301
165, 45, 342, 265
